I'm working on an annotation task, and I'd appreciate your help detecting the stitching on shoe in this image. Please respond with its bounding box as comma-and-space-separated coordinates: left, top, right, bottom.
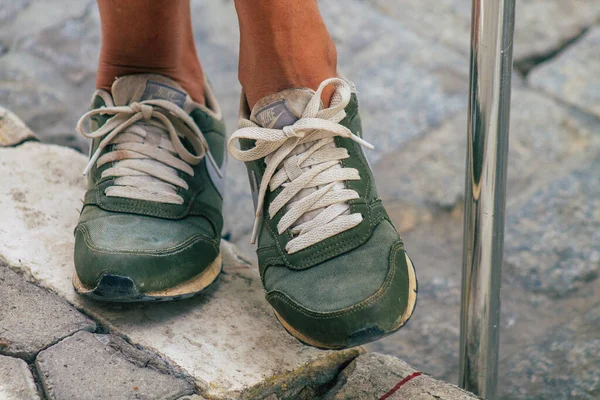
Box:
276, 203, 373, 268
266, 240, 405, 319
260, 199, 387, 274
77, 225, 219, 255
94, 178, 204, 219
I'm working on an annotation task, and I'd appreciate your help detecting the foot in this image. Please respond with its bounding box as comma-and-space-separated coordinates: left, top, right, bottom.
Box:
73, 74, 226, 302
229, 77, 418, 348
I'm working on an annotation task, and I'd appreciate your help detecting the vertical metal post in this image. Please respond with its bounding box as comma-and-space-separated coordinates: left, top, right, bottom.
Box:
459, 0, 515, 398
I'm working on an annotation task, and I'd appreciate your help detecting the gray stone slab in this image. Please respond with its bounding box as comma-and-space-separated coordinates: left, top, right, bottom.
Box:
512, 0, 600, 62
504, 157, 600, 297
367, 0, 600, 61
0, 51, 92, 153
322, 0, 469, 162
372, 88, 600, 232
366, 88, 600, 387
0, 2, 98, 151
324, 353, 478, 400
0, 354, 40, 400
366, 201, 600, 394
0, 140, 363, 398
190, 0, 239, 54
0, 0, 91, 45
0, 263, 96, 361
0, 0, 31, 25
529, 27, 600, 119
15, 2, 101, 86
499, 303, 600, 400
36, 331, 194, 400
0, 52, 68, 129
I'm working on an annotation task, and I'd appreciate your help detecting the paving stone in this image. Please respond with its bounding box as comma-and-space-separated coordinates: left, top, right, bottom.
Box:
322, 0, 469, 162
0, 51, 93, 152
0, 262, 96, 361
529, 27, 600, 119
0, 354, 40, 400
36, 331, 194, 400
372, 88, 600, 232
504, 158, 600, 298
0, 52, 68, 129
0, 139, 363, 398
16, 3, 101, 86
499, 303, 600, 400
367, 202, 600, 391
0, 2, 98, 152
368, 89, 600, 387
0, 51, 92, 152
368, 0, 600, 61
0, 106, 37, 146
511, 0, 600, 63
190, 0, 239, 53
324, 353, 478, 400
0, 0, 31, 25
0, 0, 91, 45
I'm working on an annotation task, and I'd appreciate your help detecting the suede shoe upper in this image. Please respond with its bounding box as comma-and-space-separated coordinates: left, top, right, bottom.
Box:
74, 74, 226, 295
228, 78, 417, 348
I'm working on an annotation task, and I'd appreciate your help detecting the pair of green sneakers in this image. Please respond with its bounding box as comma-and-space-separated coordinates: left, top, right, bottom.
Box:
73, 73, 417, 349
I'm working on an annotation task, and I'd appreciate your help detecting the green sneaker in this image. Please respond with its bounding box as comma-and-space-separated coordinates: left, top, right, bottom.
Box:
229, 77, 417, 349
72, 74, 226, 302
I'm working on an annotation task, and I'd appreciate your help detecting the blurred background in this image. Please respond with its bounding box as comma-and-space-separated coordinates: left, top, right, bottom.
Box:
0, 1, 599, 398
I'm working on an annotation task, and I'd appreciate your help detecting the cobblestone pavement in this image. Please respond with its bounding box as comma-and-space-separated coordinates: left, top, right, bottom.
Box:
0, 0, 599, 399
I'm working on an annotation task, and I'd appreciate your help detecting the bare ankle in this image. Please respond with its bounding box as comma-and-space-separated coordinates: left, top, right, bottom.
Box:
235, 0, 338, 108
96, 0, 205, 104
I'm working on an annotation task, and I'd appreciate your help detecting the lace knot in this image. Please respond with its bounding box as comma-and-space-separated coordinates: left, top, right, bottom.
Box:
131, 102, 154, 120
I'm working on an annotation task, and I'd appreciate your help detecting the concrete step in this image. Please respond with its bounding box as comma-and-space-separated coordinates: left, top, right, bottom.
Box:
0, 137, 361, 398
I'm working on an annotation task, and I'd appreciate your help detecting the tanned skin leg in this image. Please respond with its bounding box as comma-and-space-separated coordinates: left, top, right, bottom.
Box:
96, 0, 206, 103
234, 0, 338, 108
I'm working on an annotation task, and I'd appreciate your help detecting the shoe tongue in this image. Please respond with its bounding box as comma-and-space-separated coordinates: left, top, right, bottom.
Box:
250, 88, 317, 129
111, 74, 188, 108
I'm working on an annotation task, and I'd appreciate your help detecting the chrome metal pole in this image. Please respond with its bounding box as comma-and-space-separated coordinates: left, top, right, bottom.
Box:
459, 0, 515, 398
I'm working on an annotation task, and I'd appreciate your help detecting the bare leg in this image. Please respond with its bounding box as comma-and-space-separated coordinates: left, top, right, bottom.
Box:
96, 0, 205, 103
234, 0, 337, 108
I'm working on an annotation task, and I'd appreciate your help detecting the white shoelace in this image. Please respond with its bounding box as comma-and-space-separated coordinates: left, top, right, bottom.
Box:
228, 78, 374, 254
77, 98, 221, 204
